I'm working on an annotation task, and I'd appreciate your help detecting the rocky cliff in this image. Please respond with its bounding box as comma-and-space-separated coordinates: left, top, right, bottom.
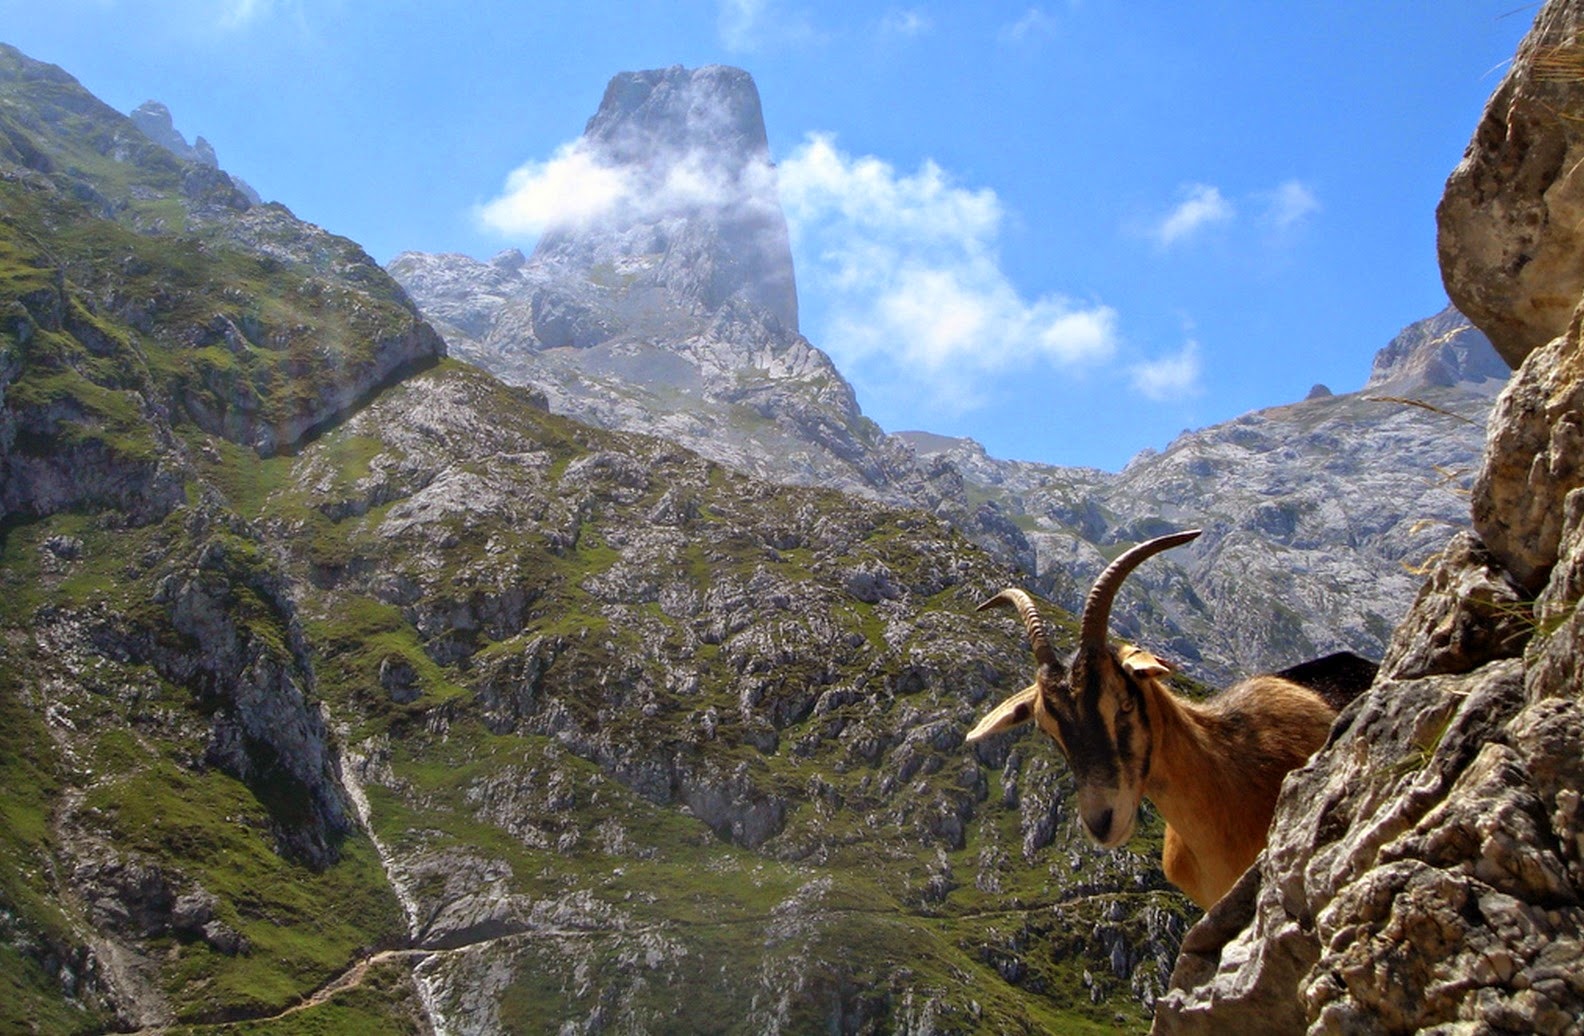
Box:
0, 45, 1187, 1034
128, 100, 261, 204
903, 306, 1503, 685
390, 66, 925, 506
1154, 3, 1584, 1031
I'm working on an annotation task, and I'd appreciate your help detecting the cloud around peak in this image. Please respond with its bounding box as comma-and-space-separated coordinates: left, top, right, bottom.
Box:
777, 133, 1119, 409
476, 124, 1217, 421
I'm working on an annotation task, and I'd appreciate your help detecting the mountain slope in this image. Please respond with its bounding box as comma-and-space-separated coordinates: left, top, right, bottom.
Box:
395, 63, 1499, 687
905, 306, 1501, 683
0, 44, 1184, 1034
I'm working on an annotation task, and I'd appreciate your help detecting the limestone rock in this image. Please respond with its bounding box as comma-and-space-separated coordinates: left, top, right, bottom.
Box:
1379, 531, 1530, 680
129, 101, 212, 167
1473, 320, 1584, 590
1365, 303, 1510, 392
1438, 1, 1584, 367
130, 98, 262, 203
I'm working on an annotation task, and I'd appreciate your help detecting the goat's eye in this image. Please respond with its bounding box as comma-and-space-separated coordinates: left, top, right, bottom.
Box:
1118, 695, 1136, 714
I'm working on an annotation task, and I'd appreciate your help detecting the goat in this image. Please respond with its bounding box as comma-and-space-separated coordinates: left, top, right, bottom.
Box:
966, 529, 1376, 909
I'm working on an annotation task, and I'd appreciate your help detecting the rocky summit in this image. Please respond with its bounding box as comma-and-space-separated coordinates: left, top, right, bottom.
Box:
390, 65, 924, 506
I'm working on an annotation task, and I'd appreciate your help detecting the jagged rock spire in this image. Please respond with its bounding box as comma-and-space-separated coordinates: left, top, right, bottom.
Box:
533, 65, 799, 332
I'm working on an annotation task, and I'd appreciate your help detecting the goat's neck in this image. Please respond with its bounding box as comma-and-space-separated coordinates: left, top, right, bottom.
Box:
1140, 681, 1271, 864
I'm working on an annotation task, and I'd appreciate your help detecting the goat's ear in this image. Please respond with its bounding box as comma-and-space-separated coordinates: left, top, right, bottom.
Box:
965, 684, 1040, 742
1118, 644, 1173, 679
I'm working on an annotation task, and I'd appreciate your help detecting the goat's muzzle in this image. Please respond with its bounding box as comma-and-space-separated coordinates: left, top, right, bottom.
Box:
1077, 787, 1137, 848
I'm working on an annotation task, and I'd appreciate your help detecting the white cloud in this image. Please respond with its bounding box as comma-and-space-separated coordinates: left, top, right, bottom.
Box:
718, 0, 766, 50
880, 7, 933, 37
1154, 183, 1234, 247
1146, 179, 1318, 249
717, 0, 817, 52
779, 134, 1001, 247
1260, 179, 1320, 232
477, 127, 1129, 417
476, 131, 782, 238
1128, 340, 1202, 400
778, 133, 1118, 409
475, 142, 635, 236
999, 7, 1061, 44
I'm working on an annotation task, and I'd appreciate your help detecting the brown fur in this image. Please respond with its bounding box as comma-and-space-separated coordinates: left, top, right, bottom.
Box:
970, 542, 1364, 910
969, 649, 1341, 910
1138, 673, 1335, 907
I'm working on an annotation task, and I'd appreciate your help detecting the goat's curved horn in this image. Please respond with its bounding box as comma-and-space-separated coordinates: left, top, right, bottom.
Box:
1079, 529, 1203, 649
979, 588, 1061, 671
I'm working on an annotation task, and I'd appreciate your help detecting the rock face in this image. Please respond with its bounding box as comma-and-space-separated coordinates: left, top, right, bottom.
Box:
1154, 4, 1584, 1031
129, 98, 262, 203
1439, 0, 1584, 368
390, 65, 924, 505
903, 305, 1503, 685
129, 100, 216, 167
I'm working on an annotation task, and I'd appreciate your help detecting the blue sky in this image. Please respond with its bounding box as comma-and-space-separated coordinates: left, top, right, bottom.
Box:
0, 1, 1532, 470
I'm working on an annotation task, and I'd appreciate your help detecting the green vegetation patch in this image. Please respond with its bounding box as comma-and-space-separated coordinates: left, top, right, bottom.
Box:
164, 957, 429, 1035
81, 760, 405, 1023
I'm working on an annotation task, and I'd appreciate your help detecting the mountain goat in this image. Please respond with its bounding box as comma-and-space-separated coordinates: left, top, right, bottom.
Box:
967, 529, 1376, 909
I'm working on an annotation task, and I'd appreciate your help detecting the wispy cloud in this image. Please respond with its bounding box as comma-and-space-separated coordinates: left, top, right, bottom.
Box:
1147, 179, 1320, 249
998, 6, 1062, 45
1259, 179, 1320, 233
217, 0, 266, 27
718, 0, 765, 50
476, 72, 786, 240
717, 0, 817, 52
778, 133, 1118, 410
475, 142, 635, 236
1154, 183, 1234, 247
880, 7, 933, 38
212, 0, 318, 32
1128, 340, 1202, 400
479, 124, 1135, 418
477, 135, 779, 239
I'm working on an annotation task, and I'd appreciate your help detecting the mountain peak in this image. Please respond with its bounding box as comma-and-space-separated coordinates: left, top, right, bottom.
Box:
129, 100, 211, 165
585, 65, 770, 165
533, 64, 798, 331
1363, 304, 1507, 392
128, 98, 262, 203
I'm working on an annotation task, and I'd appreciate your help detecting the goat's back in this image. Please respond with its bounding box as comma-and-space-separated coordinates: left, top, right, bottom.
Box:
1273, 651, 1379, 713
